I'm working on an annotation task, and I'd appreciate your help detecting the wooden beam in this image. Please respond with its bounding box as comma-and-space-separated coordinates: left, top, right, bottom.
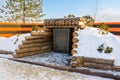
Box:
22, 39, 52, 44
84, 57, 114, 66
19, 42, 52, 49
16, 45, 52, 54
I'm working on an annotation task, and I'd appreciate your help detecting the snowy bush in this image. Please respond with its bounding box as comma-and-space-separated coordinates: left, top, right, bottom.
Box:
105, 46, 113, 53
97, 44, 104, 53
97, 44, 113, 54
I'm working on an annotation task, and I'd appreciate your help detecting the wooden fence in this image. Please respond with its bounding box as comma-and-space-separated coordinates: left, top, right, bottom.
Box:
0, 22, 43, 37
94, 22, 120, 36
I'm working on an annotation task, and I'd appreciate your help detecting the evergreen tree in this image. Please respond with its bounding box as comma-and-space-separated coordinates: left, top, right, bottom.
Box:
0, 0, 45, 23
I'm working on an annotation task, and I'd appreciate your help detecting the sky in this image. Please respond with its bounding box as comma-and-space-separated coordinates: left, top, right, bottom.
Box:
0, 0, 120, 22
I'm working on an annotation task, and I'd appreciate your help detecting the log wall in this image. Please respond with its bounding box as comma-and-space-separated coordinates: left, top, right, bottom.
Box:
71, 27, 79, 68
13, 29, 53, 58
71, 56, 115, 70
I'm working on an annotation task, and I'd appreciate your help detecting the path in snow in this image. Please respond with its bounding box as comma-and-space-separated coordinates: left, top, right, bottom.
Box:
0, 58, 113, 80
16, 52, 71, 66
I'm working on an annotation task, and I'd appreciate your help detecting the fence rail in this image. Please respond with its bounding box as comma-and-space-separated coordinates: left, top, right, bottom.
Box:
0, 22, 43, 37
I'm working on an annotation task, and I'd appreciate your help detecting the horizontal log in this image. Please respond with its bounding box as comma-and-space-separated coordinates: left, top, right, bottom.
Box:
22, 39, 52, 44
31, 32, 52, 36
0, 50, 13, 54
72, 38, 79, 43
25, 36, 44, 40
45, 28, 53, 32
16, 45, 52, 54
71, 50, 77, 55
69, 68, 120, 79
112, 66, 120, 72
84, 57, 114, 65
73, 32, 79, 37
72, 43, 78, 48
84, 62, 112, 70
19, 42, 52, 49
13, 49, 52, 58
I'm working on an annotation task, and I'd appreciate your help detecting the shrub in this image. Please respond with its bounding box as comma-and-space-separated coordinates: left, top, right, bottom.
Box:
97, 44, 104, 53
32, 25, 39, 32
105, 46, 113, 53
97, 23, 109, 35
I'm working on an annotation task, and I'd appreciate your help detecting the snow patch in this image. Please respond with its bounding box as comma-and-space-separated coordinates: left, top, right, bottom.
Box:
0, 33, 30, 52
73, 27, 120, 66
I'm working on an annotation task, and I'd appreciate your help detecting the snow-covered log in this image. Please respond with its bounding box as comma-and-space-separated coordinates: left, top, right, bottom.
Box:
22, 39, 52, 44
112, 66, 120, 72
19, 42, 52, 49
16, 45, 52, 54
13, 49, 52, 58
31, 32, 52, 36
25, 36, 44, 40
0, 50, 13, 54
84, 62, 112, 70
84, 57, 114, 66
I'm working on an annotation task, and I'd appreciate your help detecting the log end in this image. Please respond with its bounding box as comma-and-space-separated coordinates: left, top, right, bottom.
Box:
71, 50, 77, 55
71, 62, 77, 68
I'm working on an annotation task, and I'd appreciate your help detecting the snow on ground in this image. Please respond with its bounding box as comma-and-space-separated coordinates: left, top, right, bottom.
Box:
0, 58, 113, 80
73, 27, 120, 66
16, 52, 71, 66
1, 53, 120, 76
0, 33, 30, 52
